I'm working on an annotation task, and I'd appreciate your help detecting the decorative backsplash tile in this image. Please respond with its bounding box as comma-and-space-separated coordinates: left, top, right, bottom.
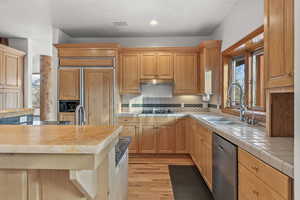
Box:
120, 84, 220, 113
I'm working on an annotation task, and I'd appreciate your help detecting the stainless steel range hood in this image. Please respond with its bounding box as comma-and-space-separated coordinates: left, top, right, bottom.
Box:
140, 79, 174, 85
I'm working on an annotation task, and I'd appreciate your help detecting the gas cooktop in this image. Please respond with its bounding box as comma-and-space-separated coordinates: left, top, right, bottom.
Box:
141, 109, 174, 114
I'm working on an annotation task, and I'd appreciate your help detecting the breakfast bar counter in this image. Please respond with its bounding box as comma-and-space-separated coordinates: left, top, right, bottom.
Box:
0, 125, 123, 200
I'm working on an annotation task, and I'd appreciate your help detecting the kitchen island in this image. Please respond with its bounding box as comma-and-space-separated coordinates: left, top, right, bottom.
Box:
0, 125, 123, 200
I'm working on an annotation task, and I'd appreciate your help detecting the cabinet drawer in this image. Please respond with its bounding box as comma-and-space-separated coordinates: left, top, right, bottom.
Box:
238, 149, 291, 199
140, 117, 176, 124
60, 58, 113, 66
117, 117, 139, 123
58, 48, 116, 57
239, 164, 285, 200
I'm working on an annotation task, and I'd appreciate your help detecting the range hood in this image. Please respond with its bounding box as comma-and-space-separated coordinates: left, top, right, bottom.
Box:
140, 79, 174, 85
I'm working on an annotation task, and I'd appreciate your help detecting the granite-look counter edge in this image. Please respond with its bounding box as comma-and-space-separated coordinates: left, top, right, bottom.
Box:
0, 125, 123, 154
0, 108, 34, 119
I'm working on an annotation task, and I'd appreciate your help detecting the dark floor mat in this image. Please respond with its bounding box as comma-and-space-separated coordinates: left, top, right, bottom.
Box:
169, 165, 214, 200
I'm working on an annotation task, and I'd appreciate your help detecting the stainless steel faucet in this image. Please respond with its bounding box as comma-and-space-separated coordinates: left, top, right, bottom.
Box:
75, 105, 86, 125
227, 82, 246, 121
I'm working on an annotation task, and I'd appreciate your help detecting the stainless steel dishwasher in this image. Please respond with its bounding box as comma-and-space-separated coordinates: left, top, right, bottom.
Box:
213, 133, 237, 200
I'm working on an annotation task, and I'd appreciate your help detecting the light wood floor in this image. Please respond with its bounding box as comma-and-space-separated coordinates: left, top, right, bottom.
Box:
128, 154, 194, 200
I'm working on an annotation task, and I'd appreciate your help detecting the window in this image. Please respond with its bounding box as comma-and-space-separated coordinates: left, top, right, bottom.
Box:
250, 49, 265, 109
32, 73, 40, 115
222, 26, 265, 116
230, 56, 246, 106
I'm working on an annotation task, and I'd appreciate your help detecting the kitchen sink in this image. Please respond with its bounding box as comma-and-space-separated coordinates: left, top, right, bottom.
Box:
203, 116, 240, 125
204, 116, 228, 121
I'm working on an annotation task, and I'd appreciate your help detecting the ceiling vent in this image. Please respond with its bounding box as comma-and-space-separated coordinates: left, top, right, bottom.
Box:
112, 21, 128, 27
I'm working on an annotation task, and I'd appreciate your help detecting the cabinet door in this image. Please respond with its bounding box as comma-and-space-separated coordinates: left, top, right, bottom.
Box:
59, 69, 80, 100
265, 0, 294, 88
194, 132, 203, 172
203, 143, 212, 190
157, 124, 175, 154
3, 52, 22, 89
120, 54, 140, 94
0, 89, 22, 110
59, 112, 75, 124
174, 53, 199, 94
120, 125, 139, 153
140, 52, 157, 79
0, 51, 5, 87
84, 69, 113, 125
199, 49, 205, 94
175, 118, 187, 153
157, 52, 173, 79
139, 125, 157, 153
239, 164, 285, 200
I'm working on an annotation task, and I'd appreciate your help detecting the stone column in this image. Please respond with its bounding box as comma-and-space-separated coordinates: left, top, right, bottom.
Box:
40, 55, 56, 121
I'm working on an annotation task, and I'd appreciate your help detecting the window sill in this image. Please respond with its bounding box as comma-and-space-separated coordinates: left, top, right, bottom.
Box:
221, 108, 266, 124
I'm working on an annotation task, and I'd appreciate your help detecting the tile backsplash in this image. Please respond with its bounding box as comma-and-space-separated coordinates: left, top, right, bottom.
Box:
121, 84, 219, 113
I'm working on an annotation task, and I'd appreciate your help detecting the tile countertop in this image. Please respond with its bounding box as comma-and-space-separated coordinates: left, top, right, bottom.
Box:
117, 112, 294, 178
0, 108, 34, 119
0, 125, 122, 154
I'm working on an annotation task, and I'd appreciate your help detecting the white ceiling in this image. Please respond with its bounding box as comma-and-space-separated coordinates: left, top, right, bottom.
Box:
0, 0, 239, 38
50, 0, 239, 37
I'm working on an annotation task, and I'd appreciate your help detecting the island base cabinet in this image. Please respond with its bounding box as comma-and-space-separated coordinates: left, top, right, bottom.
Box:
0, 157, 113, 200
0, 170, 27, 200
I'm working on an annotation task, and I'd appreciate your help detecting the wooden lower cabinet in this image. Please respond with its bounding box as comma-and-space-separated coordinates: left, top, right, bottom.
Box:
202, 142, 212, 189
238, 148, 292, 200
119, 125, 139, 153
175, 118, 188, 153
157, 124, 175, 154
239, 164, 287, 200
59, 112, 75, 124
139, 125, 157, 153
189, 118, 213, 190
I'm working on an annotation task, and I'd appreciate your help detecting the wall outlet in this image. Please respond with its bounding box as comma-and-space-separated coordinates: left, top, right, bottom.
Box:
181, 103, 185, 108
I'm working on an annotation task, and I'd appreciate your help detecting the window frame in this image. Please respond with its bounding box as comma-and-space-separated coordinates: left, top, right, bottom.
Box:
221, 26, 266, 122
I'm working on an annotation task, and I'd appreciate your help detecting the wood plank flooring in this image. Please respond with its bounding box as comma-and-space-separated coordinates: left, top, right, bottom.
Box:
128, 154, 194, 200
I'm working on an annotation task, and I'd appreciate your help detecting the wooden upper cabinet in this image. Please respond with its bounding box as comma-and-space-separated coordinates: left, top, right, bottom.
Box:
59, 68, 80, 100
199, 41, 221, 94
173, 53, 199, 94
140, 52, 157, 79
4, 52, 22, 89
0, 50, 23, 89
157, 52, 174, 79
0, 45, 24, 110
0, 50, 5, 87
120, 54, 140, 94
140, 52, 174, 80
264, 0, 294, 88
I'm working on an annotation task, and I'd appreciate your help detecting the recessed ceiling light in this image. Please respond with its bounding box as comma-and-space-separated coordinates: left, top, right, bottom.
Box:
150, 20, 158, 26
